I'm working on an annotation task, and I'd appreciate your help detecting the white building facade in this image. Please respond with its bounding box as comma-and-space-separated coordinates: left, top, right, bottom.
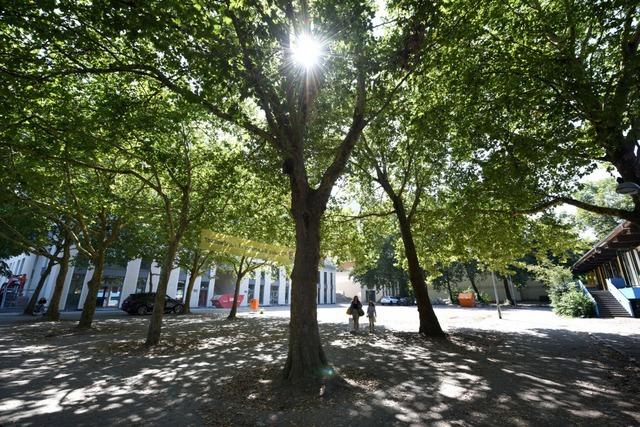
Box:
1, 250, 337, 311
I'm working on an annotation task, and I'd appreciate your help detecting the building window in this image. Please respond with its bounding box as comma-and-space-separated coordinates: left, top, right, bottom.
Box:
65, 255, 89, 310
135, 259, 152, 294
99, 264, 127, 307
270, 267, 279, 305
176, 281, 185, 301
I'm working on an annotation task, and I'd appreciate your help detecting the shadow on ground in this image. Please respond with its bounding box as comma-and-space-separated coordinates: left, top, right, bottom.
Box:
0, 314, 638, 426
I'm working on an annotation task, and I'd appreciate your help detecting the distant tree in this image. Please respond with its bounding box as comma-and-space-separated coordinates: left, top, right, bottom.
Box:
350, 237, 409, 297
431, 262, 466, 303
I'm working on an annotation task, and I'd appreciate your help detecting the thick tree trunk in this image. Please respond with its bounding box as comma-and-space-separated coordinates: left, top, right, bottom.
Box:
227, 270, 244, 320
393, 199, 445, 337
606, 132, 640, 215
44, 240, 71, 321
502, 276, 514, 305
283, 198, 328, 382
23, 257, 55, 315
146, 239, 180, 346
77, 250, 106, 329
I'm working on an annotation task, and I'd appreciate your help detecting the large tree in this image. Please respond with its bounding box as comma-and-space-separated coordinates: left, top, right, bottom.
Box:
442, 0, 640, 223
2, 1, 440, 380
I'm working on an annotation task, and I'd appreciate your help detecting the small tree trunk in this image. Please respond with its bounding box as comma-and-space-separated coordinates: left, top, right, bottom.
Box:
283, 199, 328, 382
23, 257, 55, 315
77, 250, 106, 329
502, 276, 514, 305
465, 267, 483, 302
183, 265, 199, 315
445, 278, 454, 303
44, 239, 71, 321
393, 198, 445, 337
146, 238, 180, 346
227, 269, 245, 320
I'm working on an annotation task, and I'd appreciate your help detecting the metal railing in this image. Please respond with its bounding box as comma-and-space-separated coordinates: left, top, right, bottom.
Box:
605, 279, 635, 317
576, 280, 599, 317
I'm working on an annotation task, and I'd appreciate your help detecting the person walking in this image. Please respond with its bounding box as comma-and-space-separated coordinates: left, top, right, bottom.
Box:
349, 295, 363, 332
367, 300, 377, 333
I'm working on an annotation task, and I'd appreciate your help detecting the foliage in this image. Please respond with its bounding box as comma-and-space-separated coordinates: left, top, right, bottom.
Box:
526, 257, 575, 289
551, 285, 596, 318
573, 179, 633, 241
438, 0, 640, 224
350, 236, 409, 296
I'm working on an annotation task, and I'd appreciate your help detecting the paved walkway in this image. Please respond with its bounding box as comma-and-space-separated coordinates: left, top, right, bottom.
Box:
0, 306, 638, 426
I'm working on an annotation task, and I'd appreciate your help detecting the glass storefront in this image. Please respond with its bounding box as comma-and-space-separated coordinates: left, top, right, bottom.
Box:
135, 259, 152, 294
65, 256, 89, 310
98, 264, 126, 308
270, 266, 279, 305
199, 278, 209, 307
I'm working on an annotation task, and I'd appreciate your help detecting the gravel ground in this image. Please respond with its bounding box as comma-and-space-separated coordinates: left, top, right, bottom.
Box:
0, 306, 638, 426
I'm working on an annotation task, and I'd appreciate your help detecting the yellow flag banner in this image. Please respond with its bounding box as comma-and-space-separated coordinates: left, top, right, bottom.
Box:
200, 230, 295, 265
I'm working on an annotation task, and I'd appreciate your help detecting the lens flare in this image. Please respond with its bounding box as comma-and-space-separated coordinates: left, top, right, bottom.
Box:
291, 33, 323, 70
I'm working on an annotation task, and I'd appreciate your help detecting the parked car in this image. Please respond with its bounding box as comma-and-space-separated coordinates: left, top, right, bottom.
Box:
380, 296, 399, 305
122, 292, 185, 315
397, 297, 415, 306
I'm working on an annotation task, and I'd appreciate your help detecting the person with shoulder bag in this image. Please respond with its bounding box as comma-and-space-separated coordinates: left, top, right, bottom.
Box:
349, 295, 363, 332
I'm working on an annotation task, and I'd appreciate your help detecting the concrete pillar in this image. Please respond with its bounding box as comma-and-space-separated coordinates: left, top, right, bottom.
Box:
58, 249, 78, 311
166, 266, 181, 298
149, 262, 161, 292
189, 275, 201, 308
77, 267, 94, 309
263, 270, 272, 306
277, 267, 286, 305
240, 275, 249, 306
119, 259, 142, 307
207, 266, 216, 307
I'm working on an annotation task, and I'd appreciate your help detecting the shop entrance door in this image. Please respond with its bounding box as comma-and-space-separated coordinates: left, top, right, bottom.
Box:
199, 282, 209, 307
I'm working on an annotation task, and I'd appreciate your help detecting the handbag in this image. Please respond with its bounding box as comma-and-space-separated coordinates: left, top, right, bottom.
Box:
358, 308, 365, 316
346, 307, 353, 315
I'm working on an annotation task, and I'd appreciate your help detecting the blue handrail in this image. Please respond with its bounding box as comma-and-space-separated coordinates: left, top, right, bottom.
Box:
576, 280, 599, 317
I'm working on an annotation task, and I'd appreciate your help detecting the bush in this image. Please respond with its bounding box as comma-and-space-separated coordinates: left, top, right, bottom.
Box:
551, 286, 596, 318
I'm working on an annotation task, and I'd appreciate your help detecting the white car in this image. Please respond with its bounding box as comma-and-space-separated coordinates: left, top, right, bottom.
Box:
380, 296, 399, 305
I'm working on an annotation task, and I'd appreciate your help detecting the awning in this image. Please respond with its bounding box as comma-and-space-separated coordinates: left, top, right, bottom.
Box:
572, 221, 640, 274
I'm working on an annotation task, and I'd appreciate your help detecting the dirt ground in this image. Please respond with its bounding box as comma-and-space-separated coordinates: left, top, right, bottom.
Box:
0, 308, 638, 426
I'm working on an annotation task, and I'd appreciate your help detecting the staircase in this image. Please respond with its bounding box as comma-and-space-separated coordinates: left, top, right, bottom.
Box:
590, 290, 632, 318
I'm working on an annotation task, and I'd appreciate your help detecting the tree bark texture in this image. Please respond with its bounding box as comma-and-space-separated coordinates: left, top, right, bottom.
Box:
283, 195, 328, 382
502, 276, 514, 305
227, 269, 245, 320
183, 253, 202, 315
393, 197, 445, 337
146, 239, 180, 346
77, 250, 106, 329
23, 257, 55, 315
44, 239, 71, 321
465, 266, 483, 302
